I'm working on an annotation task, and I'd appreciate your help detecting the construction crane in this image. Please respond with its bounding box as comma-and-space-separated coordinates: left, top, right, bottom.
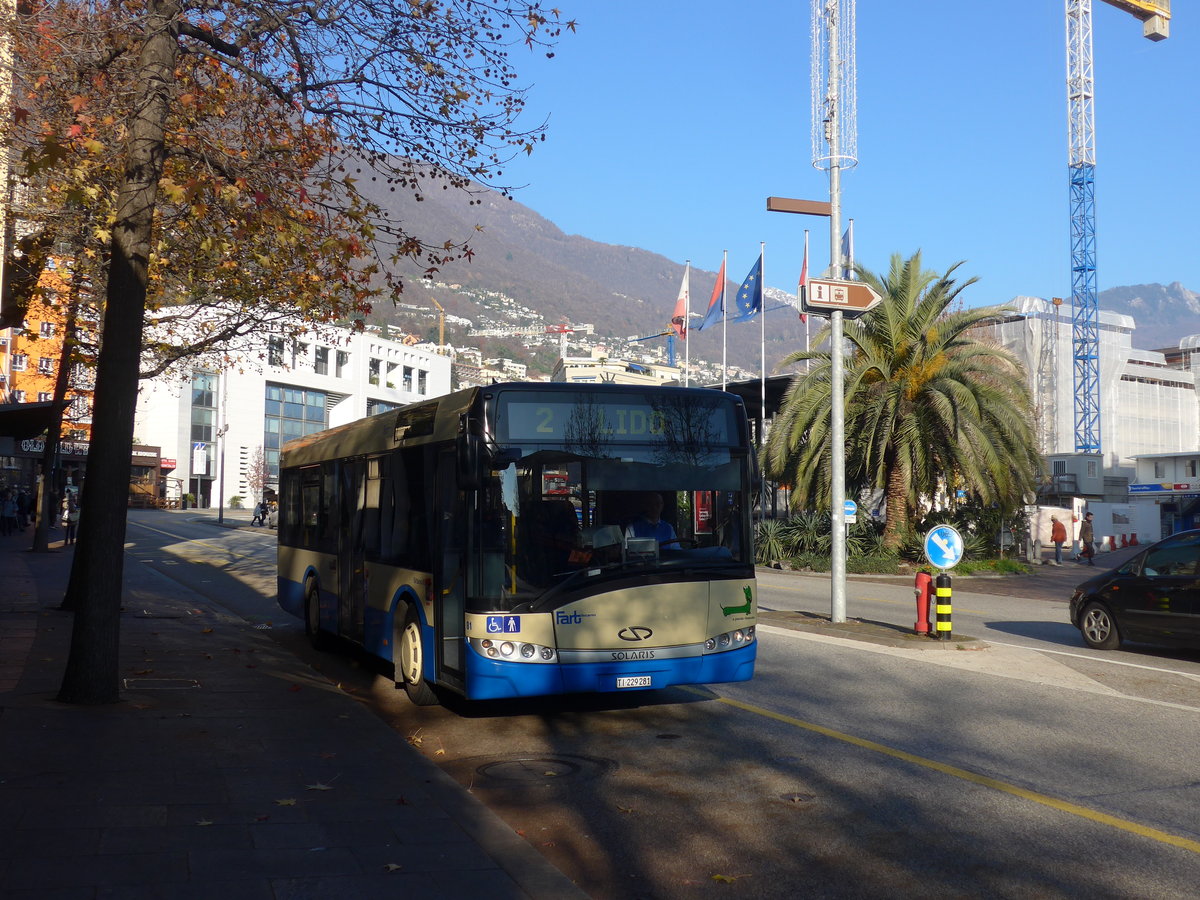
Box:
429, 297, 446, 349
470, 322, 593, 359
1065, 0, 1169, 454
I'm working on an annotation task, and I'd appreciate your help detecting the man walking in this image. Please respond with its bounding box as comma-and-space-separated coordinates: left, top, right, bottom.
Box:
1077, 511, 1095, 566
1050, 515, 1067, 565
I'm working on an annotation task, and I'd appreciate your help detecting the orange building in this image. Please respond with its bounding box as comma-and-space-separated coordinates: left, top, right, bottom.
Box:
0, 257, 95, 492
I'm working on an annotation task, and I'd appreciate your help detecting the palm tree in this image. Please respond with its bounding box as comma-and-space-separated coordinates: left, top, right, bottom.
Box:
764, 251, 1040, 549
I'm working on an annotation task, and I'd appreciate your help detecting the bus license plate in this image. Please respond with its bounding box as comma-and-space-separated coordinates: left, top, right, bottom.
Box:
616, 675, 652, 689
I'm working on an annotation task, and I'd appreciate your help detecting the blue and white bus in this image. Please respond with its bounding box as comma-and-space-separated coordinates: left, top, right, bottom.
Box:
276, 381, 757, 704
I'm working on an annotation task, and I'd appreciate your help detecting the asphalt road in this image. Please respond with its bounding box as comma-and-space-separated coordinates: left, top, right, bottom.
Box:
123, 511, 1200, 898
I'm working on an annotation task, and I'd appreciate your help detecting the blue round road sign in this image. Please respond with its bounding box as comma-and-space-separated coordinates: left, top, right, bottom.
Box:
924, 525, 964, 570
844, 499, 857, 517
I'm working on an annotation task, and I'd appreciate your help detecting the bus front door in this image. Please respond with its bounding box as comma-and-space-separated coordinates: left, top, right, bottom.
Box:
435, 450, 465, 681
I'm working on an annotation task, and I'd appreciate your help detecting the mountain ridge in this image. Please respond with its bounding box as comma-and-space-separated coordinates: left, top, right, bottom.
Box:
367, 177, 1198, 369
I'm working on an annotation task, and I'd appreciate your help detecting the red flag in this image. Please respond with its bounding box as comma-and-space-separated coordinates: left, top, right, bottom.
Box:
671, 263, 690, 340
798, 230, 809, 322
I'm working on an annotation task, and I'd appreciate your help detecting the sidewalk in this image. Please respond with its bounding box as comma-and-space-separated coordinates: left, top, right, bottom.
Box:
0, 519, 583, 898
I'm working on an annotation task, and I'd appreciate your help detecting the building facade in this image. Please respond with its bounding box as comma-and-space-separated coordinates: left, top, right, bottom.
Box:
985, 296, 1198, 479
134, 325, 451, 508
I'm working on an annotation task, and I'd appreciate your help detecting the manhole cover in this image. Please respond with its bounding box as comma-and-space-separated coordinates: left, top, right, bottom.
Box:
472, 754, 617, 784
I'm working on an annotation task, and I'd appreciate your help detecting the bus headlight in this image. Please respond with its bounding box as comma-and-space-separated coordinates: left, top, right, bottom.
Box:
704, 627, 755, 654
470, 637, 557, 664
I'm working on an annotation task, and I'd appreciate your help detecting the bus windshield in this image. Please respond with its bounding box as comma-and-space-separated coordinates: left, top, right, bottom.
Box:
473, 388, 753, 612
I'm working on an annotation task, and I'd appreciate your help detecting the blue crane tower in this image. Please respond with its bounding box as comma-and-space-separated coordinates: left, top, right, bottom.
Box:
1065, 0, 1169, 453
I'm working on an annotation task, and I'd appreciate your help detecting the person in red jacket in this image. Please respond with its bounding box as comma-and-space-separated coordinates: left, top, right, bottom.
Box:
1050, 515, 1067, 565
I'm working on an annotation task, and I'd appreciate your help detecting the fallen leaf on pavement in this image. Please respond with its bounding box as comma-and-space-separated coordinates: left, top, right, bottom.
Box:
275, 798, 297, 806
383, 863, 403, 872
306, 782, 334, 791
196, 819, 214, 826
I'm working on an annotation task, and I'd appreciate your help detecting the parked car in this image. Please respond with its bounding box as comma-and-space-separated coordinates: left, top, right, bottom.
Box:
1069, 529, 1200, 650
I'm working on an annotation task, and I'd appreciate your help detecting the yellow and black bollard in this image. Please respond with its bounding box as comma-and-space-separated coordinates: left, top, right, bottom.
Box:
935, 573, 952, 641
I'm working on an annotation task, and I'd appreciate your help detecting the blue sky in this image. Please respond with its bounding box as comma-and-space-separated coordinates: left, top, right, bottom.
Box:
503, 1, 1198, 310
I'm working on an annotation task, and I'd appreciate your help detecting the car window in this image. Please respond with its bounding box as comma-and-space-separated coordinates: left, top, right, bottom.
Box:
1142, 533, 1200, 577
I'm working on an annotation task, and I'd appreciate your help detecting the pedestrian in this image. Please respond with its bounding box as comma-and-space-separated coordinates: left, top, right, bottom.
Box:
251, 500, 265, 526
64, 498, 80, 545
0, 490, 16, 537
15, 488, 31, 530
1050, 515, 1067, 565
1077, 511, 1095, 566
266, 500, 278, 529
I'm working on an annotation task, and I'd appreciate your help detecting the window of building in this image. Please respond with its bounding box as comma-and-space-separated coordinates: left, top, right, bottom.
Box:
263, 384, 328, 480
417, 369, 427, 395
293, 341, 309, 367
1186, 460, 1198, 478
39, 321, 56, 338
1154, 460, 1167, 479
268, 337, 285, 367
336, 350, 349, 377
369, 358, 381, 385
70, 396, 88, 418
37, 392, 52, 402
192, 372, 216, 408
11, 353, 27, 371
38, 357, 54, 374
315, 346, 329, 375
12, 389, 25, 402
1086, 459, 1098, 478
403, 365, 413, 392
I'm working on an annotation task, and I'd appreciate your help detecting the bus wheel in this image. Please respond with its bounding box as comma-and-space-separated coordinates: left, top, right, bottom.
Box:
304, 582, 330, 651
397, 608, 439, 706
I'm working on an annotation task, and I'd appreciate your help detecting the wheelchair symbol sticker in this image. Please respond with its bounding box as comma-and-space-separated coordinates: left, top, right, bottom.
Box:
486, 615, 520, 634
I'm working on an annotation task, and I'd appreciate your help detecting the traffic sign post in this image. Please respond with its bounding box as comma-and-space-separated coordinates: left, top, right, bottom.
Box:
803, 277, 882, 318
923, 525, 963, 642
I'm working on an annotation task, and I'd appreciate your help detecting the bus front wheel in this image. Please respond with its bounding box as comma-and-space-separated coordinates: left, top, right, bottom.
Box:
305, 582, 330, 651
397, 608, 439, 706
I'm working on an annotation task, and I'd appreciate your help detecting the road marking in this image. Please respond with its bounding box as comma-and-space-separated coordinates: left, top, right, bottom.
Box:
984, 638, 1200, 684
688, 686, 1200, 856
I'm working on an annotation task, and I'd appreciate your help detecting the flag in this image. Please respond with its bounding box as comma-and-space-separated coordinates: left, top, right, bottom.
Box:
694, 259, 726, 332
798, 229, 809, 322
731, 254, 762, 323
670, 263, 689, 340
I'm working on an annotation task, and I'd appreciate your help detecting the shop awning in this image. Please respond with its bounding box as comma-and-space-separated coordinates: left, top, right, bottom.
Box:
0, 401, 65, 439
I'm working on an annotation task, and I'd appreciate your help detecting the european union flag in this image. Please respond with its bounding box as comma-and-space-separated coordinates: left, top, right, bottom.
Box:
731, 255, 762, 323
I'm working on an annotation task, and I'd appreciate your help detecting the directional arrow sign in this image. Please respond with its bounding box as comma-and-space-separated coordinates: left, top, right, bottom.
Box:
923, 525, 964, 570
803, 278, 882, 318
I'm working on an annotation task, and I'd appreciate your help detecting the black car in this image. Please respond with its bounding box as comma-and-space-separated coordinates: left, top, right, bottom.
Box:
1070, 529, 1200, 650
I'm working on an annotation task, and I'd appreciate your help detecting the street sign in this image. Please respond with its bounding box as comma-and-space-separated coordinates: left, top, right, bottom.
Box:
803, 278, 882, 318
843, 499, 857, 517
924, 524, 964, 570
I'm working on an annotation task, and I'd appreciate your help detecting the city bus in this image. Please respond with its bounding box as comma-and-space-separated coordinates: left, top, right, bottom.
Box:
276, 381, 757, 704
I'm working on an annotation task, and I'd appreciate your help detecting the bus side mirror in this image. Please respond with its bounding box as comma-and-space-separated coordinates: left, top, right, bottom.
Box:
457, 433, 485, 489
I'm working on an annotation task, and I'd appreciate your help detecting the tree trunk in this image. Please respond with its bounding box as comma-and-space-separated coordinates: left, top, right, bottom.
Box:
58, 2, 179, 705
882, 460, 909, 551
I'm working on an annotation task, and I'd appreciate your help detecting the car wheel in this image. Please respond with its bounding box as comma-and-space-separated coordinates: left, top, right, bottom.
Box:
396, 607, 439, 706
1080, 602, 1121, 650
304, 581, 331, 651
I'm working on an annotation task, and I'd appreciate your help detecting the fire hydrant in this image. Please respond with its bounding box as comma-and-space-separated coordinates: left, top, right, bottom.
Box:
914, 572, 933, 636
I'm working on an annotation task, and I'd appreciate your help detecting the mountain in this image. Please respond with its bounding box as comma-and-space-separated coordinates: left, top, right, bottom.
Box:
363, 174, 1195, 368
364, 178, 810, 376
1098, 283, 1200, 351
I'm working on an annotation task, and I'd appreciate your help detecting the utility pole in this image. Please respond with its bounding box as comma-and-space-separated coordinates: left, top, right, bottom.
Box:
812, 0, 858, 623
